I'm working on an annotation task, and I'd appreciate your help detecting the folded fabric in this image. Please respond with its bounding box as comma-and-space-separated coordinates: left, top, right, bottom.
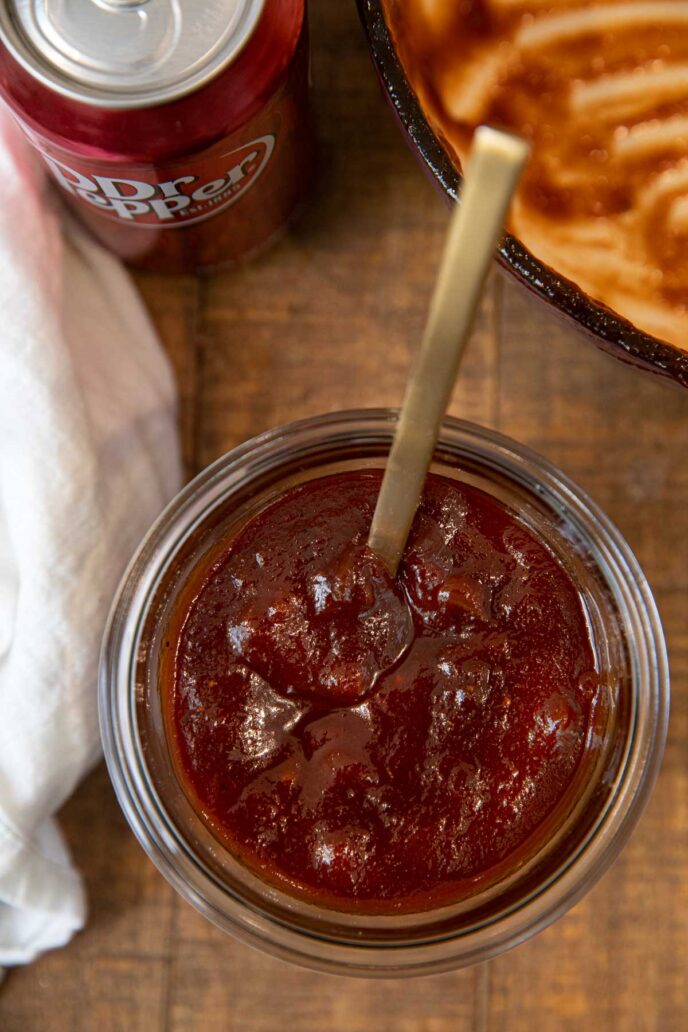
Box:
0, 108, 182, 966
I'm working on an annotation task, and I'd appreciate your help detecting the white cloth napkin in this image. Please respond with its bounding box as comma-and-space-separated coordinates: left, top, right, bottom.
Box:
0, 110, 182, 965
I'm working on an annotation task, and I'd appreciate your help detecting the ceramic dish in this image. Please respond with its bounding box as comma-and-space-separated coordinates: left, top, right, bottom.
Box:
357, 0, 688, 389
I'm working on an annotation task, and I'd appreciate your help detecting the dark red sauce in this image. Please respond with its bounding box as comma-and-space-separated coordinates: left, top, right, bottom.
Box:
163, 471, 599, 911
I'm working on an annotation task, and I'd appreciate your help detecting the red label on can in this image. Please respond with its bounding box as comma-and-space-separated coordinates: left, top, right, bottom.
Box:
0, 3, 312, 270
39, 134, 276, 229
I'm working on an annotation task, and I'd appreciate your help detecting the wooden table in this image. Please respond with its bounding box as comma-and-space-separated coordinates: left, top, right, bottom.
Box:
2, 2, 687, 1029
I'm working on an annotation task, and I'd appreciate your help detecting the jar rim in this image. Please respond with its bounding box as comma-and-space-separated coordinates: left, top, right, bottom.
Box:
99, 409, 669, 976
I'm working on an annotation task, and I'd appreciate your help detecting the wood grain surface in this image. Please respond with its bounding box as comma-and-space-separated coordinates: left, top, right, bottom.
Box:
1, 1, 687, 1029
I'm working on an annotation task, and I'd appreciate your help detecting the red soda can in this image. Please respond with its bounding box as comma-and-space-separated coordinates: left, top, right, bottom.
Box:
0, 0, 313, 273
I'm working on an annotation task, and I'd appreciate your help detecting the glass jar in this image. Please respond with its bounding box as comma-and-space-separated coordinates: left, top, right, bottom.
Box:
99, 410, 669, 977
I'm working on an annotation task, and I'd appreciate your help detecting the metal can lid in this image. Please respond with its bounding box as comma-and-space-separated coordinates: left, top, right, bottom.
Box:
0, 0, 266, 108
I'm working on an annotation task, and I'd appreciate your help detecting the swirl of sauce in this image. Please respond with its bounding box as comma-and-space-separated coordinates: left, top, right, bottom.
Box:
384, 0, 688, 347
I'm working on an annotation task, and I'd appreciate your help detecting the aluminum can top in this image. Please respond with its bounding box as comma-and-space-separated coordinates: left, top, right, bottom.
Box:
0, 0, 266, 108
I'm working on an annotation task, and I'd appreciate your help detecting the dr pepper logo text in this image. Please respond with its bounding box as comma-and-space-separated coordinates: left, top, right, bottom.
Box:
42, 135, 275, 227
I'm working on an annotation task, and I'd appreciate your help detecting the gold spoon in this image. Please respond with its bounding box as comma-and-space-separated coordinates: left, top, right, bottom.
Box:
368, 126, 529, 575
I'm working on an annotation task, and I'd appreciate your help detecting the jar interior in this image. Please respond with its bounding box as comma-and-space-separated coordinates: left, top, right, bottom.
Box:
131, 432, 634, 946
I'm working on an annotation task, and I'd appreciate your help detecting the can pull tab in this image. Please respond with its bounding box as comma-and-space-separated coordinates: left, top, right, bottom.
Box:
32, 0, 181, 78
94, 1, 149, 8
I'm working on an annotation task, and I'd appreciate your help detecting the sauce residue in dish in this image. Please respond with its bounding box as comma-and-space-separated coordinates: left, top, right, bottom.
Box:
384, 0, 688, 348
163, 471, 601, 912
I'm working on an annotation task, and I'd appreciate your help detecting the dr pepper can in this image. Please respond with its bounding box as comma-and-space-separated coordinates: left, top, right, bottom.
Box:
0, 0, 313, 272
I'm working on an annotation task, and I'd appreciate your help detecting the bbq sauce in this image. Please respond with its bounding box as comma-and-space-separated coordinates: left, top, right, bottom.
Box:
162, 471, 600, 912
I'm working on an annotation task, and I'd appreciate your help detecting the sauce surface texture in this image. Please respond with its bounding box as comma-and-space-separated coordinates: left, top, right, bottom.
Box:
383, 0, 688, 349
165, 472, 597, 910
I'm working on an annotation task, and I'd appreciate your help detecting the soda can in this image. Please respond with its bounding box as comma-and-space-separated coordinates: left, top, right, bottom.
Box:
0, 1, 313, 273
